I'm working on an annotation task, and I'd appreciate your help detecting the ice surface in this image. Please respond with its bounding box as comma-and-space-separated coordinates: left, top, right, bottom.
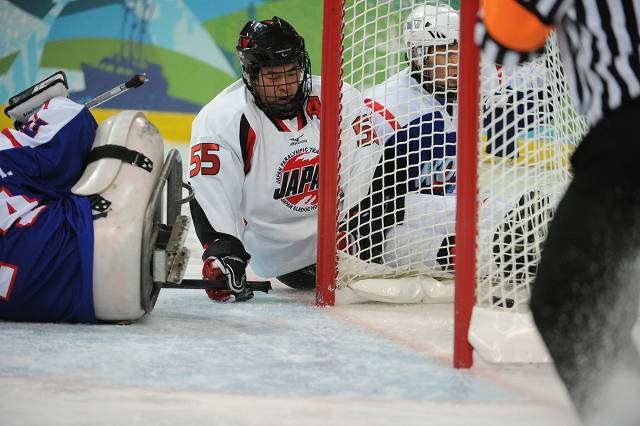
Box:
0, 285, 580, 426
0, 143, 580, 426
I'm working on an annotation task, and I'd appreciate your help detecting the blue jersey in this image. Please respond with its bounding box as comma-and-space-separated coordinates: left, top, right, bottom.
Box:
365, 68, 457, 197
0, 97, 97, 322
384, 110, 457, 195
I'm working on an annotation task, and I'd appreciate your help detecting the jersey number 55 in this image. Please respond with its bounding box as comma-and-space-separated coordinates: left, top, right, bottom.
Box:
190, 143, 220, 177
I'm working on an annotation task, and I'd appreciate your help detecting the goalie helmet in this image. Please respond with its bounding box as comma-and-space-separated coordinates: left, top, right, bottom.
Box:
404, 4, 459, 98
404, 4, 459, 50
236, 16, 312, 119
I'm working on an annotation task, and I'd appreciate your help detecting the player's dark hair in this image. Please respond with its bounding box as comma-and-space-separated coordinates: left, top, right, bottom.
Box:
236, 16, 312, 119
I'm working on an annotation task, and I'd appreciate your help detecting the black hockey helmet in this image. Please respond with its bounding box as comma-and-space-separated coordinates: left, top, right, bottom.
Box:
236, 16, 312, 119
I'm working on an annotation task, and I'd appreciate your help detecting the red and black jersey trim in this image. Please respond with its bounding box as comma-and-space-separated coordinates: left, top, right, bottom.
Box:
266, 114, 291, 132
295, 110, 307, 130
265, 109, 308, 132
239, 114, 257, 175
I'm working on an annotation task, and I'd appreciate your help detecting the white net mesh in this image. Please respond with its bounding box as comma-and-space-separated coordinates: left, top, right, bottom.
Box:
475, 33, 587, 312
334, 0, 587, 316
337, 0, 461, 289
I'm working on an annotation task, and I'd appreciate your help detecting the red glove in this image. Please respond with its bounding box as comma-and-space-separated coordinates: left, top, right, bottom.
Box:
202, 256, 254, 302
203, 257, 230, 301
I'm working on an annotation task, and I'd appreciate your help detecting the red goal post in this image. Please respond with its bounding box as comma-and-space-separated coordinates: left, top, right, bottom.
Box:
452, 0, 480, 368
316, 0, 343, 307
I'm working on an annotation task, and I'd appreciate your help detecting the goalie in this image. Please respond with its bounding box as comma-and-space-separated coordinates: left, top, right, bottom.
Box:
0, 72, 174, 323
352, 4, 553, 282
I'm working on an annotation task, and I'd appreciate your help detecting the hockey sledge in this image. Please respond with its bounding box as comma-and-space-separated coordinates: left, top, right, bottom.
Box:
141, 147, 272, 314
72, 110, 270, 322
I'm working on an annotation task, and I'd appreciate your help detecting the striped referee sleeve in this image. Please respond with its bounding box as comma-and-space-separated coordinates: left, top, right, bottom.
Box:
516, 0, 573, 24
477, 0, 640, 126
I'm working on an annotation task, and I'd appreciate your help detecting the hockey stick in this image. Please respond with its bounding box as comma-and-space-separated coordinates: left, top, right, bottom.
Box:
163, 278, 272, 293
85, 73, 148, 110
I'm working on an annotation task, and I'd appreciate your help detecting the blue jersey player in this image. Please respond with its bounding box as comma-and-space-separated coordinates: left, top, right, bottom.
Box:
353, 4, 548, 278
0, 76, 97, 322
345, 4, 460, 267
1, 72, 181, 323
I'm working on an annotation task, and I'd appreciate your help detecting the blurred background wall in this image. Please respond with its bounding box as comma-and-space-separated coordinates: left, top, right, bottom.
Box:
0, 0, 324, 140
0, 0, 462, 140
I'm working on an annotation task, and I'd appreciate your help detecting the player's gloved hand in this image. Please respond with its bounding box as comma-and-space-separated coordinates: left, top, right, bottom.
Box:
337, 227, 356, 254
338, 209, 384, 263
202, 256, 254, 302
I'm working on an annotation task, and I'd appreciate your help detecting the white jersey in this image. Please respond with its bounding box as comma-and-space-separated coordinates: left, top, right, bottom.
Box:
357, 68, 458, 269
190, 76, 375, 278
363, 64, 545, 190
365, 67, 458, 135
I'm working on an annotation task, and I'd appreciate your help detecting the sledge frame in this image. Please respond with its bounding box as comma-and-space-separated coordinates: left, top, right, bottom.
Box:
141, 148, 191, 313
140, 149, 272, 314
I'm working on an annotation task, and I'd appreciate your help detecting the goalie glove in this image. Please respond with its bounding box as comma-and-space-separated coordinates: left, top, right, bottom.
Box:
5, 71, 69, 125
202, 256, 254, 302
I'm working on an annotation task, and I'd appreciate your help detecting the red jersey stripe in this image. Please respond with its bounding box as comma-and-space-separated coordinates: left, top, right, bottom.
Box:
1, 128, 22, 148
274, 117, 290, 132
296, 111, 306, 131
364, 98, 401, 131
244, 126, 257, 174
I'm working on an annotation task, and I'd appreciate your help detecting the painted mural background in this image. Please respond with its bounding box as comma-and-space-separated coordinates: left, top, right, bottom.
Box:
0, 0, 324, 138
0, 0, 459, 139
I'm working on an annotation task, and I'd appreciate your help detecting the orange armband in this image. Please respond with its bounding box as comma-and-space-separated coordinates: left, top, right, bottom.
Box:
482, 0, 554, 52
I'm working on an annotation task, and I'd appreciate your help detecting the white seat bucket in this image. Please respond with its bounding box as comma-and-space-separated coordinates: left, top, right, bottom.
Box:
73, 111, 164, 322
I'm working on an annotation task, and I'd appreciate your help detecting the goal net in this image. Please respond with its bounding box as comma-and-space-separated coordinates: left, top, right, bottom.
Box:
316, 0, 588, 366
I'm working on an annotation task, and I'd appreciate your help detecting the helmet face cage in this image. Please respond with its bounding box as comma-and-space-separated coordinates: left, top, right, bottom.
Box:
237, 17, 312, 119
404, 5, 459, 99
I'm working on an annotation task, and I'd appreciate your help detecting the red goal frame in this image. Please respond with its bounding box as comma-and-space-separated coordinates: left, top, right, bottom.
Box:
316, 0, 481, 369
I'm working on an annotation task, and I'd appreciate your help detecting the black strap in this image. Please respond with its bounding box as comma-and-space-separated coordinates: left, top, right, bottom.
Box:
90, 194, 112, 219
85, 145, 153, 172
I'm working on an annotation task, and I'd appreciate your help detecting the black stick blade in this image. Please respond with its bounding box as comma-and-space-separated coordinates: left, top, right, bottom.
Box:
126, 73, 148, 89
163, 279, 272, 294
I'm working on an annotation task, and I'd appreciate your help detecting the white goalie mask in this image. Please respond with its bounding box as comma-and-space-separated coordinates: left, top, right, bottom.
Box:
404, 4, 460, 95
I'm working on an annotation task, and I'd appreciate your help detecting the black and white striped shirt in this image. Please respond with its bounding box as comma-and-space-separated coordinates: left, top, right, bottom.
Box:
477, 0, 640, 127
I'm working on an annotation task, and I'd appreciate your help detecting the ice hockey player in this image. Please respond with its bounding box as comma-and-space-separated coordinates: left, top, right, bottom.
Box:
189, 16, 377, 302
0, 73, 98, 322
478, 1, 640, 425
356, 4, 551, 277
357, 3, 460, 269
0, 72, 166, 323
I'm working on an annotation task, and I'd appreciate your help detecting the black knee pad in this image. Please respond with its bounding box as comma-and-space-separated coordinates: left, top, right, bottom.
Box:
277, 265, 316, 289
